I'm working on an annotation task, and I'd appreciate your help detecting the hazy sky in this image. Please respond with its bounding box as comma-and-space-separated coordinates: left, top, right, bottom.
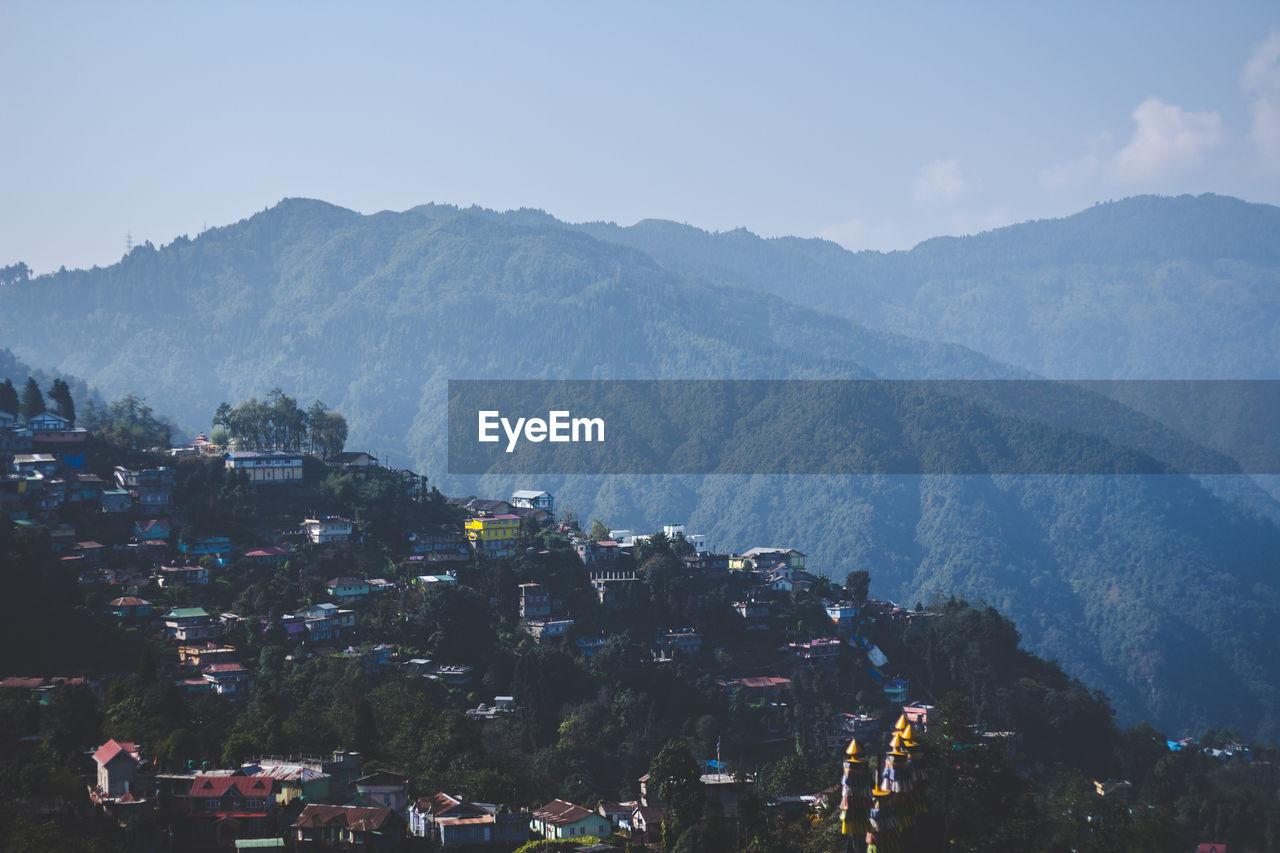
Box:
3, 2, 1279, 273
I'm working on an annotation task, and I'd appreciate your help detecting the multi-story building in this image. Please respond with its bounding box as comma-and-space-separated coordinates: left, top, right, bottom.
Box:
464, 514, 520, 558
303, 516, 353, 545
225, 450, 305, 484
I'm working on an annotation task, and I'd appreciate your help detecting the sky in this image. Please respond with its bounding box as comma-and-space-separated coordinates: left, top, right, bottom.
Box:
2, 1, 1279, 274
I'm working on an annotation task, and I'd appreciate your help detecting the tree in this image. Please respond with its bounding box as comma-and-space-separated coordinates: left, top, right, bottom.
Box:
47, 377, 74, 425
588, 519, 610, 542
845, 570, 870, 602
20, 377, 44, 419
0, 378, 17, 415
648, 740, 705, 846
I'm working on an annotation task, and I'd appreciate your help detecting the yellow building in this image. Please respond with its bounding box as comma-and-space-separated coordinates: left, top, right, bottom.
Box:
464, 514, 521, 558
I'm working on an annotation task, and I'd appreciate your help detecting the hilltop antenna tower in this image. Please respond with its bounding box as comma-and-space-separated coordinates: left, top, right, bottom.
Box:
125, 231, 134, 253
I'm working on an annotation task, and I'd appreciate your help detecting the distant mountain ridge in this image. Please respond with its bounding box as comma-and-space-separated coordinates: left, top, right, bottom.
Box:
578, 193, 1280, 381
1, 195, 1278, 737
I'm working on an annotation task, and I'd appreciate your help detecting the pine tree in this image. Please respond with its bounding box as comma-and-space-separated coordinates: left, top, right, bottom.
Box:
47, 377, 75, 425
0, 378, 17, 415
20, 377, 44, 419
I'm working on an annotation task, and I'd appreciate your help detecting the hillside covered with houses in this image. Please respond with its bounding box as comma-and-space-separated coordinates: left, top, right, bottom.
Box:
0, 391, 1277, 852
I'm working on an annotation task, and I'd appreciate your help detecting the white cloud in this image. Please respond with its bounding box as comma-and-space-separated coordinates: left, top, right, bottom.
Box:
913, 159, 972, 206
1242, 27, 1280, 173
1111, 96, 1224, 182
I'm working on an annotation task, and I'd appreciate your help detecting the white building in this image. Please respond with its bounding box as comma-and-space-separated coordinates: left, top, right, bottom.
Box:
226, 450, 305, 484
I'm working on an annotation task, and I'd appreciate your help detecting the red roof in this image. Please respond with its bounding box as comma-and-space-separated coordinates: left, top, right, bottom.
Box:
1197, 845, 1227, 853
294, 804, 397, 832
108, 596, 151, 607
203, 663, 249, 674
188, 776, 272, 798
93, 739, 141, 766
244, 546, 289, 557
533, 799, 595, 825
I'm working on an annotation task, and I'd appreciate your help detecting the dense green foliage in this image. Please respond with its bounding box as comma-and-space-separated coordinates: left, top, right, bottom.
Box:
1, 199, 1278, 738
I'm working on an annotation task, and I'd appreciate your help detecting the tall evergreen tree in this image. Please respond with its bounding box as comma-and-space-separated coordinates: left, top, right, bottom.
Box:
20, 377, 44, 419
47, 377, 75, 425
0, 378, 17, 415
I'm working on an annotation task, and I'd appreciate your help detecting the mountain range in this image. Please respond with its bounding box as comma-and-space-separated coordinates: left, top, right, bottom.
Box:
1, 193, 1278, 737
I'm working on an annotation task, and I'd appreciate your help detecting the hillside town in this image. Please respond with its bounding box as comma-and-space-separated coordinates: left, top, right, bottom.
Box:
0, 395, 1267, 852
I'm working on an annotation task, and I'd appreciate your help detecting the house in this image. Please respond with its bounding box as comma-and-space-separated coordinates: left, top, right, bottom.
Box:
519, 583, 552, 619
181, 774, 275, 821
883, 678, 910, 704
243, 545, 291, 565
114, 465, 175, 507
463, 514, 520, 558
901, 702, 934, 732
414, 573, 458, 587
732, 547, 806, 571
179, 536, 233, 566
240, 762, 331, 806
660, 628, 703, 657
530, 799, 612, 841
409, 793, 530, 848
733, 600, 770, 630
700, 771, 756, 819
525, 619, 574, 643
326, 577, 370, 601
1196, 845, 1228, 853
330, 451, 378, 469
448, 496, 515, 516
789, 637, 841, 665
0, 410, 15, 429
225, 450, 305, 485
133, 518, 172, 540
767, 565, 815, 595
465, 696, 515, 721
248, 751, 361, 804
596, 801, 639, 830
353, 770, 409, 812
25, 411, 71, 431
510, 488, 554, 516
574, 538, 620, 566
74, 540, 108, 565
303, 516, 353, 545
822, 713, 880, 750
158, 564, 210, 587
101, 489, 132, 513
407, 525, 469, 562
92, 739, 142, 800
178, 643, 240, 668
283, 603, 357, 643
67, 473, 105, 504
718, 676, 792, 701
163, 607, 220, 642
10, 453, 58, 476
107, 596, 153, 619
682, 551, 730, 577
629, 805, 664, 843
575, 637, 606, 658
294, 804, 404, 850
824, 601, 859, 633
0, 675, 92, 705
203, 662, 253, 695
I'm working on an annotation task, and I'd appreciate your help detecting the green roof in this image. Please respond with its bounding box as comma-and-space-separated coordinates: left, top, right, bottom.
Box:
165, 607, 210, 618
235, 841, 285, 850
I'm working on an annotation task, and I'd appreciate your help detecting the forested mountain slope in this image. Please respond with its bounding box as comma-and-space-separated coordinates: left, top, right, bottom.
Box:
1, 198, 1278, 735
